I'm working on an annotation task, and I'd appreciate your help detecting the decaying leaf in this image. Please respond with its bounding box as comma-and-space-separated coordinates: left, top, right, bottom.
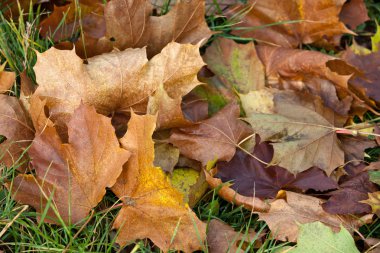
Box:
216, 138, 337, 199
256, 45, 356, 115
153, 142, 179, 173
33, 42, 204, 130
244, 89, 345, 175
8, 103, 130, 224
0, 63, 15, 93
0, 95, 34, 168
323, 164, 378, 215
361, 192, 380, 217
339, 0, 369, 30
207, 219, 263, 253
111, 112, 206, 252
203, 38, 265, 93
288, 222, 360, 253
258, 191, 372, 242
227, 0, 353, 48
170, 103, 253, 166
1, 0, 38, 17
42, 0, 212, 58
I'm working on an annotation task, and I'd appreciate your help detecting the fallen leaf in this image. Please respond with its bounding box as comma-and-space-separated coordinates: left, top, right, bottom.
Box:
181, 92, 209, 122
33, 42, 204, 130
244, 89, 345, 175
1, 0, 38, 17
0, 63, 15, 93
340, 136, 377, 163
207, 219, 262, 253
170, 103, 253, 166
153, 142, 179, 174
323, 168, 378, 214
43, 0, 213, 58
0, 95, 34, 168
369, 170, 380, 186
361, 192, 380, 216
227, 0, 353, 48
111, 112, 206, 252
216, 137, 338, 199
258, 191, 372, 242
339, 0, 369, 30
288, 222, 360, 253
171, 168, 208, 207
256, 45, 356, 115
8, 103, 130, 224
342, 48, 380, 104
203, 38, 265, 93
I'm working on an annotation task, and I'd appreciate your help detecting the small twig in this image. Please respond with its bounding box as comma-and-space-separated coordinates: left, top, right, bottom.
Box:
0, 205, 28, 238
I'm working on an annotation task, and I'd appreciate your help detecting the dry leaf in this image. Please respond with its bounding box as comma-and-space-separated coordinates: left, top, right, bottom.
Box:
258, 191, 372, 242
256, 45, 356, 116
0, 95, 34, 168
207, 219, 262, 253
153, 142, 179, 174
33, 42, 204, 130
111, 112, 206, 252
0, 63, 15, 93
244, 89, 345, 175
227, 0, 353, 48
8, 103, 130, 224
339, 0, 369, 30
170, 103, 253, 166
203, 38, 265, 93
361, 192, 380, 216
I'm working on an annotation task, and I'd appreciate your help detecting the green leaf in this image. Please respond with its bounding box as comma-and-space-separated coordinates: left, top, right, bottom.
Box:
288, 222, 359, 253
369, 171, 380, 186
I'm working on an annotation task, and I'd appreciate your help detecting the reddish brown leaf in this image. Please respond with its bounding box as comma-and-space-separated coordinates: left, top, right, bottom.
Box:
216, 137, 338, 199
340, 0, 369, 30
227, 0, 353, 48
0, 95, 34, 168
0, 64, 15, 93
170, 103, 253, 166
8, 104, 130, 224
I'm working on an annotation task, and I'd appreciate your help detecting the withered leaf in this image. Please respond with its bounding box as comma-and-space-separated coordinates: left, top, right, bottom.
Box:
153, 142, 179, 174
339, 0, 369, 30
323, 165, 378, 215
361, 192, 380, 216
111, 112, 206, 252
256, 45, 356, 115
43, 0, 212, 58
216, 137, 337, 199
244, 89, 345, 175
33, 42, 204, 130
8, 103, 130, 224
170, 103, 253, 166
0, 95, 34, 168
207, 219, 262, 253
203, 38, 265, 93
342, 48, 380, 103
258, 191, 372, 242
0, 63, 15, 93
227, 0, 353, 48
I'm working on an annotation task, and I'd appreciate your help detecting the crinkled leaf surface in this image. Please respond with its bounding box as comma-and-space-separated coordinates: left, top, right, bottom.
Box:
244, 90, 345, 175
8, 103, 130, 224
203, 38, 265, 93
111, 112, 206, 252
216, 138, 337, 199
170, 103, 253, 166
258, 191, 371, 242
228, 0, 353, 48
33, 42, 204, 129
288, 222, 359, 253
0, 95, 34, 168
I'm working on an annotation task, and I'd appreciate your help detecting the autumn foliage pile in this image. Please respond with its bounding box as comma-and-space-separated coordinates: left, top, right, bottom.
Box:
1, 0, 380, 252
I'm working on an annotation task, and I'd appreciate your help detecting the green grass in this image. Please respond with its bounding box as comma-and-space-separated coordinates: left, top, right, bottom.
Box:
1, 1, 380, 253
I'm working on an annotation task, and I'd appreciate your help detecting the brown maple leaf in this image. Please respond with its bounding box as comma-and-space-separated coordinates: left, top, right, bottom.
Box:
0, 63, 15, 93
8, 103, 130, 224
339, 0, 369, 30
258, 191, 373, 242
33, 42, 204, 130
111, 112, 206, 252
203, 38, 265, 94
169, 103, 253, 166
243, 89, 345, 175
41, 0, 213, 58
227, 0, 353, 48
0, 95, 34, 168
